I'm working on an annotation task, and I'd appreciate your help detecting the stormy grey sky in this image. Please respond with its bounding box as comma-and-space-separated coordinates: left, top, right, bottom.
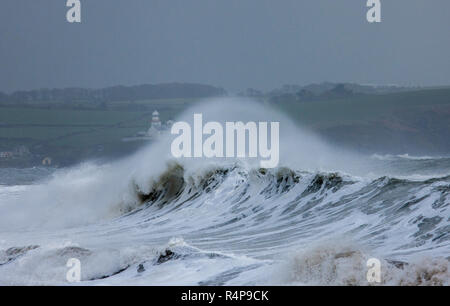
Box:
0, 0, 449, 93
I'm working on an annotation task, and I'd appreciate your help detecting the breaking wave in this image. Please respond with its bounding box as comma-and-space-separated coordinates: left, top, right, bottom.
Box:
0, 98, 448, 285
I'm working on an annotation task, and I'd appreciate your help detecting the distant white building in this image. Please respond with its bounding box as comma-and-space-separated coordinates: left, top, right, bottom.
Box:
0, 145, 30, 160
123, 110, 171, 142
0, 151, 13, 159
147, 110, 162, 137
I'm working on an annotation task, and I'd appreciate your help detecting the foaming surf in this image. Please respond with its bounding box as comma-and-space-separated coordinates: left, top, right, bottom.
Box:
0, 98, 448, 285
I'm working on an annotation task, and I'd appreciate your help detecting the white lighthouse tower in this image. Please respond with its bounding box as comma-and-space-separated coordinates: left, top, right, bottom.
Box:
147, 110, 162, 137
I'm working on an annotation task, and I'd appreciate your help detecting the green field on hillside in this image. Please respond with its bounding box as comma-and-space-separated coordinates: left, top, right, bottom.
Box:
272, 88, 450, 154
0, 99, 191, 165
274, 88, 450, 129
0, 98, 191, 146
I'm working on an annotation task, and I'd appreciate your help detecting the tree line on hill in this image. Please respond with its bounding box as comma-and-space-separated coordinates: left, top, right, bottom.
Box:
0, 83, 227, 105
239, 82, 421, 104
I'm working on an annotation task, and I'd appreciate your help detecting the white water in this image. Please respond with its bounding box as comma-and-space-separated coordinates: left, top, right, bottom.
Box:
0, 98, 448, 285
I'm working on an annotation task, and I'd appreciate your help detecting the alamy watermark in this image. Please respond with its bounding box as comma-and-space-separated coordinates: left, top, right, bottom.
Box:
366, 0, 382, 23
66, 1, 381, 24
66, 258, 81, 283
170, 114, 280, 168
367, 258, 382, 283
66, 0, 81, 23
64, 256, 382, 284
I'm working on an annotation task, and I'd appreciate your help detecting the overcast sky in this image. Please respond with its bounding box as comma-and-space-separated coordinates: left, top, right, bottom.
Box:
1, 0, 449, 92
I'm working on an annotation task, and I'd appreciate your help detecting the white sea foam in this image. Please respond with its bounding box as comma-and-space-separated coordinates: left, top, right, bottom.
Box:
0, 98, 448, 285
